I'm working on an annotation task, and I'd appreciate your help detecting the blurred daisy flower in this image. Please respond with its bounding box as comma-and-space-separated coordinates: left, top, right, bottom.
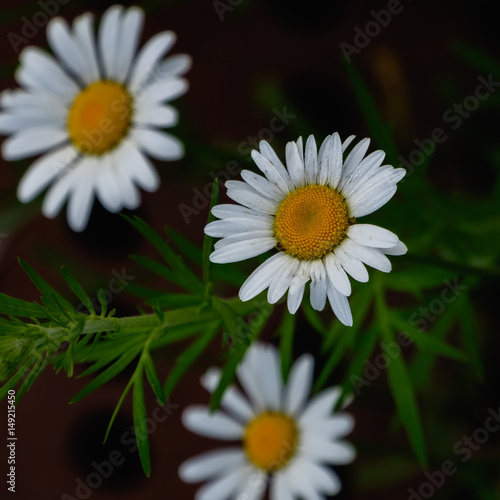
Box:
180, 342, 355, 500
205, 134, 407, 325
0, 5, 190, 231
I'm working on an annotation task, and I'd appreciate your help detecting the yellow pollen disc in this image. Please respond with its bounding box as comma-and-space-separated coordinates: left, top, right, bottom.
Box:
243, 412, 298, 472
274, 184, 350, 260
67, 81, 132, 155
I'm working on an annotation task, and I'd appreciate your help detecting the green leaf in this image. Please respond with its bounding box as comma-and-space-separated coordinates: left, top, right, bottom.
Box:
384, 338, 427, 467
336, 325, 378, 409
124, 215, 204, 295
15, 355, 48, 402
104, 376, 135, 444
71, 346, 141, 403
0, 359, 31, 400
202, 179, 219, 300
144, 352, 166, 405
130, 255, 186, 289
167, 228, 202, 266
376, 277, 427, 467
390, 314, 466, 362
343, 58, 399, 165
0, 293, 48, 318
163, 321, 220, 396
18, 259, 74, 317
459, 299, 484, 380
61, 266, 96, 315
133, 368, 151, 476
210, 342, 249, 412
277, 312, 295, 381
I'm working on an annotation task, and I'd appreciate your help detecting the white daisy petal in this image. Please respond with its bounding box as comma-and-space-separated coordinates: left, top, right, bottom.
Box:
116, 173, 142, 210
205, 218, 272, 238
67, 161, 95, 231
251, 149, 291, 195
302, 414, 355, 440
18, 47, 79, 100
324, 253, 352, 296
179, 449, 246, 483
341, 238, 392, 273
17, 145, 78, 202
137, 78, 189, 105
326, 281, 353, 326
382, 240, 408, 256
182, 406, 243, 440
309, 260, 328, 311
214, 230, 274, 250
132, 128, 184, 160
258, 141, 295, 192
240, 169, 285, 203
327, 132, 343, 189
347, 224, 398, 249
283, 465, 323, 500
254, 345, 283, 411
340, 137, 370, 181
129, 31, 177, 93
196, 466, 254, 500
210, 237, 276, 264
304, 134, 318, 185
114, 6, 144, 82
118, 139, 160, 192
237, 348, 267, 412
270, 471, 294, 500
72, 13, 100, 82
159, 54, 192, 77
300, 386, 341, 422
267, 256, 300, 304
239, 253, 289, 301
133, 104, 178, 128
226, 185, 279, 215
211, 204, 274, 222
295, 136, 304, 162
47, 17, 88, 84
0, 112, 61, 133
42, 163, 83, 218
285, 141, 305, 188
294, 461, 342, 496
94, 164, 122, 213
341, 134, 356, 152
284, 354, 314, 415
348, 184, 398, 218
302, 439, 356, 465
98, 5, 123, 80
201, 367, 255, 422
3, 126, 68, 160
334, 246, 369, 283
235, 470, 267, 500
287, 282, 306, 314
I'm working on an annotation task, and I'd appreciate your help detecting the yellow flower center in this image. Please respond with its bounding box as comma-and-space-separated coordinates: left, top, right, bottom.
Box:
67, 81, 132, 155
243, 412, 298, 471
274, 184, 350, 260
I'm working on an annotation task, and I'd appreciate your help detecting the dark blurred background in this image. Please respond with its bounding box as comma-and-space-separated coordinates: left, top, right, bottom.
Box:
1, 0, 499, 498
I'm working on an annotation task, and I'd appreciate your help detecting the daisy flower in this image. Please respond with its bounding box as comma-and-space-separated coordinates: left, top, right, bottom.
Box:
205, 134, 407, 325
180, 342, 355, 500
0, 5, 191, 231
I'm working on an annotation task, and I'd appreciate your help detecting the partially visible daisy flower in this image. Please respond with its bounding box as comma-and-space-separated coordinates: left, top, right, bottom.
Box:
205, 134, 407, 325
180, 342, 355, 500
0, 5, 191, 231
